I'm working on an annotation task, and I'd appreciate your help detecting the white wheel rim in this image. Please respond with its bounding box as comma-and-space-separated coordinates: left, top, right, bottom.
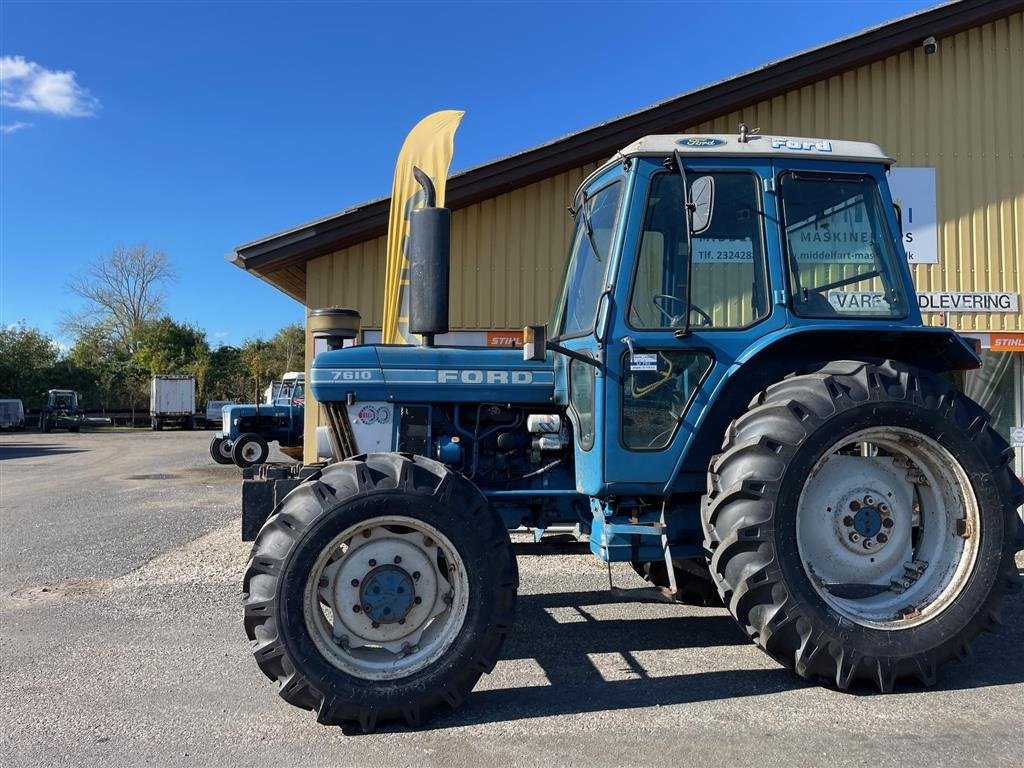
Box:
240, 442, 262, 462
796, 427, 980, 630
304, 515, 469, 681
219, 440, 233, 459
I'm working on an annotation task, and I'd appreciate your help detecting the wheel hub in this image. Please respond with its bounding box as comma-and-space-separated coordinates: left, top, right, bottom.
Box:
306, 517, 470, 681
358, 565, 416, 624
797, 428, 980, 629
836, 492, 896, 553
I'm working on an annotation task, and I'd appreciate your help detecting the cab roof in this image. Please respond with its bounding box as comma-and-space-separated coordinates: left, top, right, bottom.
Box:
619, 134, 893, 164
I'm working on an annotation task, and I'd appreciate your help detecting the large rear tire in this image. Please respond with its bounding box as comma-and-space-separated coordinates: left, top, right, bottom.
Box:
703, 360, 1023, 691
243, 453, 517, 731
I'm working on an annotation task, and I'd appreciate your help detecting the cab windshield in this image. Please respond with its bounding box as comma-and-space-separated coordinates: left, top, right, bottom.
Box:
551, 175, 624, 337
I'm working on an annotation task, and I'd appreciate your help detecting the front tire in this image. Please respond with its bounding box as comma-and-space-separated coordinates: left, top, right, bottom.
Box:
210, 436, 234, 465
243, 453, 518, 730
703, 360, 1023, 692
232, 433, 269, 467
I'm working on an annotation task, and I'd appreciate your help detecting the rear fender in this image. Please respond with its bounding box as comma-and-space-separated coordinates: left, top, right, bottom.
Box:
669, 326, 980, 492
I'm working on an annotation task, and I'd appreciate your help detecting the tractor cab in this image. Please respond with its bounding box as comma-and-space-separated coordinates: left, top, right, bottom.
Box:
46, 389, 80, 412
529, 132, 974, 498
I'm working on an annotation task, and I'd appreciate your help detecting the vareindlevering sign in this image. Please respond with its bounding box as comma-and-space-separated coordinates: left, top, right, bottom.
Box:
824, 291, 1020, 314
918, 292, 1019, 313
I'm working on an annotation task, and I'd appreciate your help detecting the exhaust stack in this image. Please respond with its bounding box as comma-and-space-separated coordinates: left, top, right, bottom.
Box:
308, 307, 361, 350
407, 167, 450, 347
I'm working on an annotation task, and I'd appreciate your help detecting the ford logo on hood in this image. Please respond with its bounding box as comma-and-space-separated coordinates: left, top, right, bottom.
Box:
679, 137, 726, 147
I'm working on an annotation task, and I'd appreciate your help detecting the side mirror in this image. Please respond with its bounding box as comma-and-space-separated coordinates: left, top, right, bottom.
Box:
690, 175, 715, 234
893, 202, 904, 234
523, 324, 547, 361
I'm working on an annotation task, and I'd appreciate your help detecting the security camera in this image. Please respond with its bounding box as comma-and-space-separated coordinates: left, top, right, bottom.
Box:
923, 36, 938, 55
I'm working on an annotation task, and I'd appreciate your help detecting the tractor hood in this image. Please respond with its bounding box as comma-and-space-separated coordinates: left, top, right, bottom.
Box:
310, 345, 555, 405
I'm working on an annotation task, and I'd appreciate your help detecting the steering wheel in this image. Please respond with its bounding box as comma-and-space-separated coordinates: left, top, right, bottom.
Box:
652, 294, 713, 328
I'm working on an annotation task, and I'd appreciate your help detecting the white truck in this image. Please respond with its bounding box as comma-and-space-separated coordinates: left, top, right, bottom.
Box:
150, 375, 196, 431
0, 399, 25, 431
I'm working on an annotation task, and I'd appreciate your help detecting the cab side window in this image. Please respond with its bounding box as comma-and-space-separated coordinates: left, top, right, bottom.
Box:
629, 171, 768, 330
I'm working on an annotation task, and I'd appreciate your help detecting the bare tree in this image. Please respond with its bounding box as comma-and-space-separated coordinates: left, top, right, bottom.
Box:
63, 244, 176, 352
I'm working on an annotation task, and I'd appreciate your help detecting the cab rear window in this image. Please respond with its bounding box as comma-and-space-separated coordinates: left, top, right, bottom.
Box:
780, 173, 906, 318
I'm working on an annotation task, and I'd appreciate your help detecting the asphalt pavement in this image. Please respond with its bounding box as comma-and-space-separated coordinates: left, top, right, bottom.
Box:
1, 430, 1022, 767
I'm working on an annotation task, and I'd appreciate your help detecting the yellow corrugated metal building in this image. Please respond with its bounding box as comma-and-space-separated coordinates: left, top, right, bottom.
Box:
234, 0, 1024, 469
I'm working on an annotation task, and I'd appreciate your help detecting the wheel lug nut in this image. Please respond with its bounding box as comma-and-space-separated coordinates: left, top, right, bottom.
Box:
394, 555, 402, 564
882, 518, 894, 529
371, 621, 380, 628
363, 604, 372, 612
863, 539, 874, 549
368, 559, 377, 567
353, 605, 361, 613
412, 571, 421, 580
842, 516, 854, 527
414, 596, 422, 605
865, 496, 875, 506
877, 533, 888, 543
850, 532, 861, 542
398, 618, 405, 625
351, 578, 359, 587
849, 500, 861, 511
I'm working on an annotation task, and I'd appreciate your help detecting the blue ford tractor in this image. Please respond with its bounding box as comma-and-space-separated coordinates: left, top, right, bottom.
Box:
210, 373, 305, 467
242, 132, 1023, 731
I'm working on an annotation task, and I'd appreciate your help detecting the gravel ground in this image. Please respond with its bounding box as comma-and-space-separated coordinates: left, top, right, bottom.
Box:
1, 430, 1022, 767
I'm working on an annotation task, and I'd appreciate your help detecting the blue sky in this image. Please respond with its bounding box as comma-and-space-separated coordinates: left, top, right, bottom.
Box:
1, 0, 936, 349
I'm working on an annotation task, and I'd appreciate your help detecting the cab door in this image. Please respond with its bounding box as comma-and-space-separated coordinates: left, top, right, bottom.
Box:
601, 155, 786, 492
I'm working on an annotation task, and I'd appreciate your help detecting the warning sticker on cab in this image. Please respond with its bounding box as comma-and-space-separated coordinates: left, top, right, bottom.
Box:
630, 353, 658, 372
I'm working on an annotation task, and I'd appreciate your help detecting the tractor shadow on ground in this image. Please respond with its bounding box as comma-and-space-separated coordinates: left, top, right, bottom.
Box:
347, 580, 1024, 734
0, 442, 88, 460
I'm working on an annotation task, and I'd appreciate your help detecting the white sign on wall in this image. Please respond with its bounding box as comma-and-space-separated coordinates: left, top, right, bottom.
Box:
889, 168, 938, 264
918, 292, 1019, 313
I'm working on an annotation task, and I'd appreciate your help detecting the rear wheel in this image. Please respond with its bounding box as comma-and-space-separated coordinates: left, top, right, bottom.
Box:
210, 436, 234, 465
232, 433, 269, 467
703, 360, 1023, 691
244, 453, 517, 730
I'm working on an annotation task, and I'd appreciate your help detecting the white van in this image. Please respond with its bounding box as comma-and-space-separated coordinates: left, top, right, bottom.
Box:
0, 399, 26, 431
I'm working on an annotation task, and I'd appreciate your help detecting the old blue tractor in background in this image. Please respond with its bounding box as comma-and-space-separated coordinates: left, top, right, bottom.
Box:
210, 372, 305, 467
242, 132, 1023, 731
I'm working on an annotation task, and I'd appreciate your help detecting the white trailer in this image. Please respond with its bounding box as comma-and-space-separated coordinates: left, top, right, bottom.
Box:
0, 399, 25, 430
150, 375, 196, 431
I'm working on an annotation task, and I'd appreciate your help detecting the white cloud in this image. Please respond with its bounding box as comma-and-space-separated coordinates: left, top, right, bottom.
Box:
1, 121, 33, 134
0, 55, 99, 117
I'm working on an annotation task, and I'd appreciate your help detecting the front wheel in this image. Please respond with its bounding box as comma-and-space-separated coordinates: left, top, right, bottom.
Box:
703, 360, 1023, 691
210, 436, 234, 465
243, 453, 518, 730
232, 433, 269, 467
